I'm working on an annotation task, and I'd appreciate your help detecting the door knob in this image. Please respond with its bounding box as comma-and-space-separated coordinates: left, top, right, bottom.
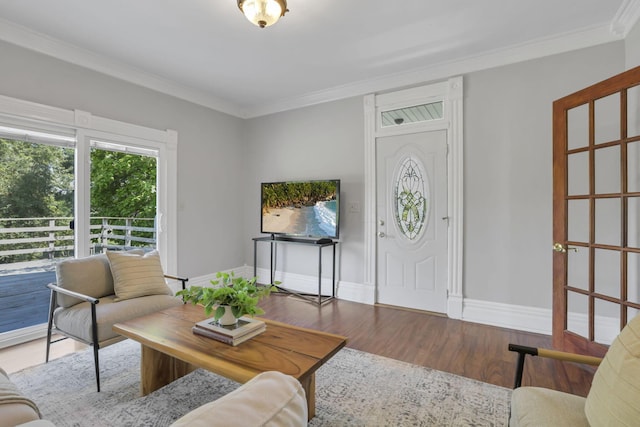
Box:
553, 243, 577, 253
378, 232, 386, 238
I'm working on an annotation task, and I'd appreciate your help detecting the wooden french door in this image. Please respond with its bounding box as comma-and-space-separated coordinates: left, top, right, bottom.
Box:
553, 66, 640, 356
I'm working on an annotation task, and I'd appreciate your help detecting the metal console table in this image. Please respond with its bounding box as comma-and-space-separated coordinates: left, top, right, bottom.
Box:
252, 236, 338, 305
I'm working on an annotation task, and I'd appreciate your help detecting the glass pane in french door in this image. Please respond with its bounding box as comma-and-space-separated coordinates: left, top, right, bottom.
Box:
89, 143, 158, 254
0, 136, 74, 334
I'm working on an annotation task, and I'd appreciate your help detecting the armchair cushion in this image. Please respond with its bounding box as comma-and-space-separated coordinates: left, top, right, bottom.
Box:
585, 314, 640, 426
53, 294, 182, 346
106, 250, 172, 302
56, 250, 143, 308
509, 387, 587, 426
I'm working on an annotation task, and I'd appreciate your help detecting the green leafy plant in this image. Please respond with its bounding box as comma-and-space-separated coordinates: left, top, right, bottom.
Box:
176, 271, 277, 321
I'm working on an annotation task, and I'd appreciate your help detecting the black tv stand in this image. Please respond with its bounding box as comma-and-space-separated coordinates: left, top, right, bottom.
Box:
253, 236, 338, 305
269, 235, 333, 245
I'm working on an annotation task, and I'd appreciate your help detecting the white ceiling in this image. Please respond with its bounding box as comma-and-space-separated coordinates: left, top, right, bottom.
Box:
0, 0, 638, 118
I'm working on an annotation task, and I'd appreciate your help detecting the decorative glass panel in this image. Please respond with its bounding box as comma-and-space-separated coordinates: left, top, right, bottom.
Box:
394, 155, 428, 240
381, 101, 443, 127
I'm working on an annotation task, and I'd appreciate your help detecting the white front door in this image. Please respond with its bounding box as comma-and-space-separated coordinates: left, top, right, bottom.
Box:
376, 130, 448, 313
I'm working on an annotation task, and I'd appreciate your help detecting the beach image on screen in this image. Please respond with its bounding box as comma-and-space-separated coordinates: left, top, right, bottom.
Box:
261, 181, 338, 237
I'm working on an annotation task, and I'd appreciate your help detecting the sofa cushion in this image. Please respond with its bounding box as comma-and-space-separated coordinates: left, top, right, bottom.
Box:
585, 314, 640, 426
509, 386, 587, 427
0, 367, 41, 427
56, 250, 144, 308
15, 421, 56, 427
54, 294, 182, 345
170, 371, 307, 427
106, 250, 172, 302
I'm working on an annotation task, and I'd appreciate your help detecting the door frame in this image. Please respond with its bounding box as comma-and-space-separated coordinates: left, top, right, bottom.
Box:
364, 77, 464, 318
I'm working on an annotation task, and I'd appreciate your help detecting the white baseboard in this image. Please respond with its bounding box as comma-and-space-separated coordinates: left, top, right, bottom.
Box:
187, 266, 375, 304
462, 299, 552, 335
462, 298, 619, 343
0, 323, 47, 349
447, 294, 463, 319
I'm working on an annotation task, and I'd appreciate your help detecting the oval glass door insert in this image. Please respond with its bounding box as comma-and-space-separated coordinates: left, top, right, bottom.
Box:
394, 155, 429, 240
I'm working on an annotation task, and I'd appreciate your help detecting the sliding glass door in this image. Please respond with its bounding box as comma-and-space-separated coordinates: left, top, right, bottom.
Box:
1, 130, 164, 344
0, 96, 177, 347
0, 127, 75, 335
89, 140, 159, 254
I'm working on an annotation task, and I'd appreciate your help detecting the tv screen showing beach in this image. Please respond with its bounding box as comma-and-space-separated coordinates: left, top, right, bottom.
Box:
261, 180, 340, 239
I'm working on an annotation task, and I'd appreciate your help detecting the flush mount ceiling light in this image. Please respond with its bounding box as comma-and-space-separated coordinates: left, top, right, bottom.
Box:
237, 0, 288, 28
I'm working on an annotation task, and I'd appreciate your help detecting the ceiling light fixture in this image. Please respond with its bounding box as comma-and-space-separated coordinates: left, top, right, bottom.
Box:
237, 0, 288, 28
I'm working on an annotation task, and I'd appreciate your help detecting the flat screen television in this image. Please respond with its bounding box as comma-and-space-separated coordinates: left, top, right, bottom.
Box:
261, 179, 340, 240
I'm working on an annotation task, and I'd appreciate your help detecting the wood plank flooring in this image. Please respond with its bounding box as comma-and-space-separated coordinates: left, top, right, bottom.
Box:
1, 294, 595, 397
258, 294, 595, 397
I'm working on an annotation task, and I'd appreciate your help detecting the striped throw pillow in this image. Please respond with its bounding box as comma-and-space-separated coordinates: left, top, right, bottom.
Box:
106, 250, 172, 302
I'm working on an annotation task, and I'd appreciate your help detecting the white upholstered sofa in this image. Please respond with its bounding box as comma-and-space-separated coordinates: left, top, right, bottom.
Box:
0, 367, 54, 427
170, 371, 308, 427
1, 368, 306, 427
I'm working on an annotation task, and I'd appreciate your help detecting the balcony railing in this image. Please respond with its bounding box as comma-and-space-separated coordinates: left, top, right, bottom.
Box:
0, 216, 156, 262
0, 216, 157, 337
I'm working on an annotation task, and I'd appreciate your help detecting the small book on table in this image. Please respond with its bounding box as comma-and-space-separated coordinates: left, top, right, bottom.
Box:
192, 316, 266, 346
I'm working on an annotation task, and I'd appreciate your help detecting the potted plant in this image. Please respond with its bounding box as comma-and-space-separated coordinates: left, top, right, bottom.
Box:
176, 271, 277, 325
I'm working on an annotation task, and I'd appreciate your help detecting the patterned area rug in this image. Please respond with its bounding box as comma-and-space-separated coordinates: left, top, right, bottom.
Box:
10, 340, 511, 426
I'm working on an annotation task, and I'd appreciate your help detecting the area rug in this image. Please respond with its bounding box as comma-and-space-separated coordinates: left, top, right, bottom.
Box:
10, 340, 511, 426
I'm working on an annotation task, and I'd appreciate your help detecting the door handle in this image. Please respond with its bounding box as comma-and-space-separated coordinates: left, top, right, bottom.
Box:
553, 243, 577, 253
378, 232, 386, 238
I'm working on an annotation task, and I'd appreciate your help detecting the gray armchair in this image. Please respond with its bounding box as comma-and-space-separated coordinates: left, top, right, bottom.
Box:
46, 250, 187, 392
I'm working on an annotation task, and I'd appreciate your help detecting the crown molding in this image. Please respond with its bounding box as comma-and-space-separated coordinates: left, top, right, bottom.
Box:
0, 18, 244, 118
611, 0, 640, 37
244, 23, 622, 118
0, 16, 628, 120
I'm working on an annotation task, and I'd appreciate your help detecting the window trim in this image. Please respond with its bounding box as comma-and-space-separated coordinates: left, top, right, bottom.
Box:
0, 94, 178, 274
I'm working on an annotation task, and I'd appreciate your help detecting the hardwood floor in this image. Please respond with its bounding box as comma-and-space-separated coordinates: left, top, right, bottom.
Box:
258, 294, 595, 397
0, 294, 595, 397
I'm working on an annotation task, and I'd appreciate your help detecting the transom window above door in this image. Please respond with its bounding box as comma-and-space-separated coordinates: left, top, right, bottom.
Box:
380, 101, 443, 128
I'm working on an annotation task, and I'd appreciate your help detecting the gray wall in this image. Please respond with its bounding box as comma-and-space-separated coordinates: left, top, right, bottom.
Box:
241, 41, 626, 310
0, 40, 246, 278
626, 20, 640, 69
463, 42, 625, 307
242, 98, 365, 286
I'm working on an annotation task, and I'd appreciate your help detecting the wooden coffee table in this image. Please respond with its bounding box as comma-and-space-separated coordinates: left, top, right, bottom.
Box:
113, 304, 347, 420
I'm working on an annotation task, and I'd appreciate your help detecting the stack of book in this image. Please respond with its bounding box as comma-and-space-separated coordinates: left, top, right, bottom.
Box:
192, 316, 266, 346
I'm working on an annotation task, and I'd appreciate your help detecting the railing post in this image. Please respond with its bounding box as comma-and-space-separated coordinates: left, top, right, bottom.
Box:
125, 218, 132, 249
101, 218, 109, 253
48, 219, 56, 259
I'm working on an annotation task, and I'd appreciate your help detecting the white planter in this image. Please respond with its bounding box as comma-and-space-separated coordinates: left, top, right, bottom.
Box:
218, 305, 238, 326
